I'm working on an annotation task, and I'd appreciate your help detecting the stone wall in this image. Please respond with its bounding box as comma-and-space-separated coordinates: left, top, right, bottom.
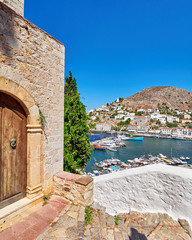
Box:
0, 2, 65, 193
53, 172, 93, 206
93, 164, 192, 228
0, 0, 24, 16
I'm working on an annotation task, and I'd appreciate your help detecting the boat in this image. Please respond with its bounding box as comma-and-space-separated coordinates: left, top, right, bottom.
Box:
87, 172, 95, 177
186, 157, 190, 161
127, 136, 144, 141
161, 158, 171, 163
180, 156, 186, 160
158, 153, 167, 158
93, 145, 107, 150
173, 136, 185, 140
117, 134, 130, 140
107, 147, 117, 152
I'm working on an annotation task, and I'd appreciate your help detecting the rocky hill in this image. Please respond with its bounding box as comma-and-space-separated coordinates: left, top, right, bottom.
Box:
122, 86, 192, 111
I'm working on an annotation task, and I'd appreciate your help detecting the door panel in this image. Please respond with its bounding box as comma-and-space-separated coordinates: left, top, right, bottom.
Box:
0, 92, 27, 208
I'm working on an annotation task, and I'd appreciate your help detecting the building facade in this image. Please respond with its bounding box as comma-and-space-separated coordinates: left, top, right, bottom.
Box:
0, 0, 65, 211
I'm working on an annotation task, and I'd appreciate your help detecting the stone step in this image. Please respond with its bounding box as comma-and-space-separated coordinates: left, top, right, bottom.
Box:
0, 195, 68, 240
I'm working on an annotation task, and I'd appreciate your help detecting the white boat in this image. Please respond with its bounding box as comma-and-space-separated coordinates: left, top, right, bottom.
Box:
186, 157, 190, 161
107, 147, 117, 152
158, 153, 167, 158
117, 134, 130, 140
87, 172, 95, 177
180, 156, 186, 160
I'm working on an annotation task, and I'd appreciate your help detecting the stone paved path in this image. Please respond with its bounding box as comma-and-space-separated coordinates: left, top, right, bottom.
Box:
0, 195, 68, 240
38, 202, 192, 240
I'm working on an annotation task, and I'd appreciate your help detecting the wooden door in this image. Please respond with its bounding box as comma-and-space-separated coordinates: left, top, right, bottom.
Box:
0, 92, 27, 209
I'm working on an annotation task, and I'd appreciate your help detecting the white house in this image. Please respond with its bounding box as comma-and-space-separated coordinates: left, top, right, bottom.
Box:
148, 129, 161, 134
127, 124, 149, 132
117, 106, 122, 111
172, 128, 189, 136
160, 128, 172, 135
115, 114, 125, 120
137, 109, 144, 112
181, 119, 192, 124
166, 115, 180, 123
91, 116, 97, 121
96, 124, 112, 131
129, 113, 136, 116
132, 116, 150, 126
150, 113, 161, 120
147, 109, 153, 113
183, 113, 191, 120
150, 113, 167, 124
117, 110, 125, 114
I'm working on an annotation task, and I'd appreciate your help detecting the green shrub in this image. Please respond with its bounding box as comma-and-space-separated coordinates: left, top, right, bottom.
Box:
85, 206, 96, 225
115, 215, 122, 225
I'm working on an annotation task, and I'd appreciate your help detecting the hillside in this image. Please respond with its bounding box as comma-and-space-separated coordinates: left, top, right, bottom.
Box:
122, 86, 192, 111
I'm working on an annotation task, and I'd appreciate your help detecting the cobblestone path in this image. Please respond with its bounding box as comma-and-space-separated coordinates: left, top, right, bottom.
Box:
37, 203, 192, 240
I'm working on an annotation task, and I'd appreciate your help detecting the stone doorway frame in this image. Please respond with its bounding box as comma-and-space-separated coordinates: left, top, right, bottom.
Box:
0, 77, 43, 201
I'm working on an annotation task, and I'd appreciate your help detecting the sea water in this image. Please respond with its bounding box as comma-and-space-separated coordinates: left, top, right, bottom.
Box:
85, 132, 192, 173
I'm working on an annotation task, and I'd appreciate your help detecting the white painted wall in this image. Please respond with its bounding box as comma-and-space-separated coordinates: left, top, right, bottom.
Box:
93, 164, 192, 228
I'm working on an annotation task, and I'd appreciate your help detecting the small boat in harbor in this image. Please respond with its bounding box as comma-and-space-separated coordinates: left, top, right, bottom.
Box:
158, 153, 167, 158
107, 147, 118, 152
117, 134, 130, 140
117, 134, 143, 141
128, 136, 143, 141
92, 145, 107, 150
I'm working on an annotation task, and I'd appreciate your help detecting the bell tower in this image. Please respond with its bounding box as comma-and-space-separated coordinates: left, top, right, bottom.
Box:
0, 0, 24, 16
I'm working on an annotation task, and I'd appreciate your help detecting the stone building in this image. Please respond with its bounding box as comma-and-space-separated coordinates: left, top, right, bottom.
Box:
0, 0, 64, 224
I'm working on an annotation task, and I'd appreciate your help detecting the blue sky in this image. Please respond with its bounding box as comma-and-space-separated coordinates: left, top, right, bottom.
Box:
25, 0, 192, 111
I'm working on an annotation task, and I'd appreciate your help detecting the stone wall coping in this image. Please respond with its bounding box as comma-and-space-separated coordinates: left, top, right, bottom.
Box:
56, 171, 81, 182
75, 176, 93, 186
0, 2, 64, 47
94, 163, 192, 183
56, 172, 93, 186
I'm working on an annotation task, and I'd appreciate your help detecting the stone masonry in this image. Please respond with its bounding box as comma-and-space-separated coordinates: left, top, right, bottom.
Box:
0, 1, 65, 194
53, 172, 93, 207
0, 0, 24, 16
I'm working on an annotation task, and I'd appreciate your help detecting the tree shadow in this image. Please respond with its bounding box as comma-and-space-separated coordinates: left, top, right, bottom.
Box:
130, 228, 148, 240
0, 2, 18, 58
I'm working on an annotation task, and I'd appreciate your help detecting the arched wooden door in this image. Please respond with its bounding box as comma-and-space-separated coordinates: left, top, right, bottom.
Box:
0, 92, 27, 209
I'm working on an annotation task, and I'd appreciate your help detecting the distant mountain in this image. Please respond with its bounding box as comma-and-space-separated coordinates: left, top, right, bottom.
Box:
122, 86, 192, 111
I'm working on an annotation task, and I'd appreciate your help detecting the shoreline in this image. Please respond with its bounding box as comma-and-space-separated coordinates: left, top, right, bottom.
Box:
91, 130, 192, 141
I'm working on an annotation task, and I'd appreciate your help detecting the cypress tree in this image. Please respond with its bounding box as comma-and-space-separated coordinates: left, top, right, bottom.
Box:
64, 71, 92, 173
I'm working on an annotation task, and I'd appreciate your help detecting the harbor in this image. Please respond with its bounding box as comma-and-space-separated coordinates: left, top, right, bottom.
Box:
88, 153, 192, 177
85, 132, 192, 175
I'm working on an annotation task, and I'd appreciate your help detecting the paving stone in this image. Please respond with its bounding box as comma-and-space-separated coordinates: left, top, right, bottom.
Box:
122, 231, 130, 240
106, 229, 115, 240
84, 228, 91, 237
66, 226, 78, 239
100, 227, 108, 239
114, 231, 123, 240
67, 209, 78, 219
78, 221, 85, 238
117, 218, 127, 232
99, 212, 107, 228
107, 215, 115, 228
19, 202, 190, 240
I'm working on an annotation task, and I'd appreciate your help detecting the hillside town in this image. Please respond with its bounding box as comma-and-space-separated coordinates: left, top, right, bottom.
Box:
88, 98, 192, 139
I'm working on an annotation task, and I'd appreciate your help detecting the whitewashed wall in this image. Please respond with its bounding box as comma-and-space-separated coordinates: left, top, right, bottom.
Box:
93, 164, 192, 228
